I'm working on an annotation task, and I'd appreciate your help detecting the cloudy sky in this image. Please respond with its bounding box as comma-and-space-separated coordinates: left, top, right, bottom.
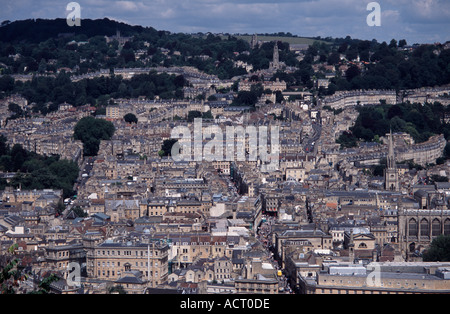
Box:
1, 0, 449, 44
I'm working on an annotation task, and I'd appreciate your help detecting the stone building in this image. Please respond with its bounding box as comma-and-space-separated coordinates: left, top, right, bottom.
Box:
87, 238, 169, 287
310, 262, 450, 294
384, 130, 399, 191
398, 193, 450, 260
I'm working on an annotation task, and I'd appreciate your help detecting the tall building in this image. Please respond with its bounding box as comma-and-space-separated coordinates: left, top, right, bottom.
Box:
273, 42, 279, 67
384, 130, 399, 191
398, 193, 450, 260
269, 42, 284, 71
250, 34, 259, 49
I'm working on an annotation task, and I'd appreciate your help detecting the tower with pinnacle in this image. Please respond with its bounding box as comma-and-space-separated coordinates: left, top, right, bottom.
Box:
384, 130, 399, 191
269, 42, 282, 71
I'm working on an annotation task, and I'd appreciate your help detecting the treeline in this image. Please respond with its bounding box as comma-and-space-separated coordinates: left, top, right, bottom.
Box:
0, 18, 144, 43
0, 18, 251, 80
1, 19, 449, 100
0, 71, 187, 114
327, 39, 450, 92
0, 135, 79, 198
337, 102, 450, 148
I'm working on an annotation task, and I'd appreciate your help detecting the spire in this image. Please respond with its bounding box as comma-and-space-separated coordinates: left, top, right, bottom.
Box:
385, 129, 399, 191
387, 129, 396, 169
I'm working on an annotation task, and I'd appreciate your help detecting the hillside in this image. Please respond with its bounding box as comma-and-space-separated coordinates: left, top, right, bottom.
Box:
0, 18, 147, 43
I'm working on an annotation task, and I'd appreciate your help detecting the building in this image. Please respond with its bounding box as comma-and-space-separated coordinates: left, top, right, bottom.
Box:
384, 130, 399, 191
310, 262, 450, 294
269, 42, 285, 71
87, 238, 169, 287
105, 30, 133, 46
235, 258, 280, 294
214, 256, 233, 283
106, 105, 121, 120
398, 193, 450, 260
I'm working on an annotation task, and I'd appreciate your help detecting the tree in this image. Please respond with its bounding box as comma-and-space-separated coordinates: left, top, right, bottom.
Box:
71, 206, 88, 218
73, 116, 115, 156
234, 91, 258, 107
423, 235, 450, 262
444, 143, 450, 159
389, 39, 398, 49
28, 273, 60, 294
124, 113, 138, 124
0, 244, 21, 294
327, 52, 340, 65
108, 285, 127, 294
202, 110, 213, 120
346, 65, 361, 82
187, 110, 202, 122
159, 139, 178, 157
10, 144, 27, 171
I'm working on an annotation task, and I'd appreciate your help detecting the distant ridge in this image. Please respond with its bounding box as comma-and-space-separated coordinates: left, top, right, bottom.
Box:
0, 18, 149, 43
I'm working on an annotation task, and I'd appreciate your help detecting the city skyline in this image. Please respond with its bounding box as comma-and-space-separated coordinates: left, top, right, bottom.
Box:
1, 0, 449, 45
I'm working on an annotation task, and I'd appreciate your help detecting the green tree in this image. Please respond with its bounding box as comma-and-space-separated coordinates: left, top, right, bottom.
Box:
108, 285, 127, 294
28, 273, 60, 294
234, 91, 258, 107
444, 143, 450, 159
71, 206, 88, 218
187, 110, 202, 122
74, 116, 115, 156
10, 144, 27, 171
423, 235, 450, 262
124, 113, 138, 124
202, 110, 213, 120
159, 139, 178, 157
0, 244, 21, 294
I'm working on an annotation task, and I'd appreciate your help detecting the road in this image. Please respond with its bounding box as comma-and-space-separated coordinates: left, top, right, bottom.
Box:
63, 157, 95, 217
304, 122, 322, 154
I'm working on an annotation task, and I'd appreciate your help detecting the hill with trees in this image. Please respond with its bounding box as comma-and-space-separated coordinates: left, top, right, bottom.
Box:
0, 18, 449, 116
337, 101, 450, 149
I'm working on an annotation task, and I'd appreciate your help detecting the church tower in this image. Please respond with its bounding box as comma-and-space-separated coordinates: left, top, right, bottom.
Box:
251, 34, 258, 49
273, 42, 280, 66
269, 42, 281, 71
384, 130, 399, 191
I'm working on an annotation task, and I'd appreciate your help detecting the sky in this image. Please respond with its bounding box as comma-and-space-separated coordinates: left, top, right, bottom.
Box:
1, 0, 449, 44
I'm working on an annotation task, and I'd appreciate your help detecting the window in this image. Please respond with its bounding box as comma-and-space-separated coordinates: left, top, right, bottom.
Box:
444, 219, 450, 235
421, 219, 429, 237
432, 219, 441, 237
409, 219, 418, 237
